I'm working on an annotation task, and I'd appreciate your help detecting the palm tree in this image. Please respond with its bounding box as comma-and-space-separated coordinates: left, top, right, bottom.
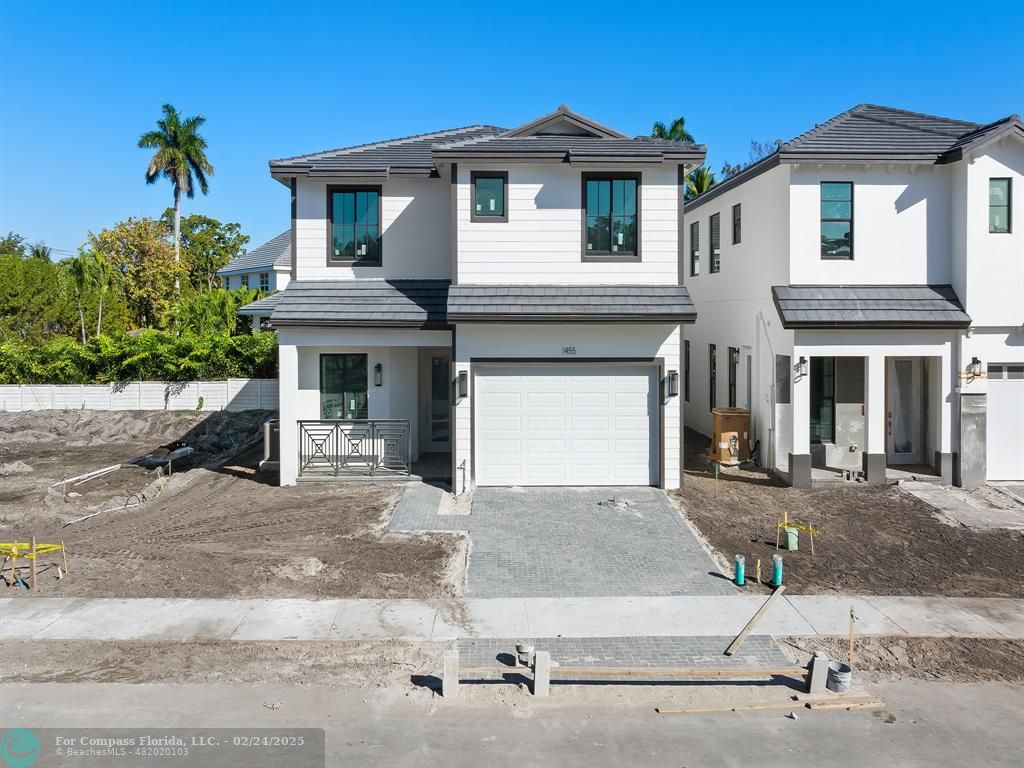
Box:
29, 243, 52, 260
91, 251, 115, 336
63, 253, 92, 343
685, 166, 717, 201
138, 104, 214, 295
651, 117, 696, 143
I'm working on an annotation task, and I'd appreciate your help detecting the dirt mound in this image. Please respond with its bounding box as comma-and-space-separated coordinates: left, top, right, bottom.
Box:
0, 460, 33, 475
781, 636, 1024, 683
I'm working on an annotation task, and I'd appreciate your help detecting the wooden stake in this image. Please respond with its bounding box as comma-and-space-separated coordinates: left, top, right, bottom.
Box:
848, 604, 855, 666
756, 559, 762, 585
30, 537, 37, 590
61, 540, 69, 575
0, 555, 8, 587
810, 529, 815, 556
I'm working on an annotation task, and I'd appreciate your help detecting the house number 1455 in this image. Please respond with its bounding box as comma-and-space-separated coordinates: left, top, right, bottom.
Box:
562, 346, 577, 355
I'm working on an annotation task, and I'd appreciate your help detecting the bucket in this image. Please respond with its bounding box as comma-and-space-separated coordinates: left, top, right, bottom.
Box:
826, 661, 853, 693
785, 527, 799, 551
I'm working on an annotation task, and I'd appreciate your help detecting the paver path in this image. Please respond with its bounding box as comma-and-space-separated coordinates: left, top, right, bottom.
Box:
391, 485, 734, 598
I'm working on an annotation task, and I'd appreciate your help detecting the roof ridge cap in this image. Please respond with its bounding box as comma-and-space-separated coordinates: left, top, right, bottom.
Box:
271, 125, 504, 164
859, 103, 979, 128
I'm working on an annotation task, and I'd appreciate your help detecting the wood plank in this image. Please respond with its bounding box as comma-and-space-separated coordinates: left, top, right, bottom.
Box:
808, 700, 884, 711
724, 585, 787, 656
656, 701, 799, 715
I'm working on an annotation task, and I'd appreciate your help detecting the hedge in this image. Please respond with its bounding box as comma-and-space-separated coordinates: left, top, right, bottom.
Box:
0, 330, 278, 384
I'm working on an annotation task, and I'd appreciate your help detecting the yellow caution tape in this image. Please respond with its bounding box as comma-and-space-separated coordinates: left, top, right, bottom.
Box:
0, 543, 66, 559
776, 521, 820, 535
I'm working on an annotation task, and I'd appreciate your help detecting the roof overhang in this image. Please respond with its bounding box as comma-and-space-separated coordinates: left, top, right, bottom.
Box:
771, 284, 972, 330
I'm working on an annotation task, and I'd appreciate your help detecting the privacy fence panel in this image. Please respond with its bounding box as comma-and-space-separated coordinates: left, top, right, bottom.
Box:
0, 379, 278, 412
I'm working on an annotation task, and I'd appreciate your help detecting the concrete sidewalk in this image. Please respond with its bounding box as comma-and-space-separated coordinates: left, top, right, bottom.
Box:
2, 595, 1021, 642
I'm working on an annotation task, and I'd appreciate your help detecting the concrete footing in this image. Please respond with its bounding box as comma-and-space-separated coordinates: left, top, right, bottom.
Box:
788, 453, 812, 489
808, 651, 830, 694
862, 453, 886, 485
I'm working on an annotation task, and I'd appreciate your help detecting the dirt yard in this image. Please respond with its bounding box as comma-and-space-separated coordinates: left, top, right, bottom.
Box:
673, 428, 1024, 598
0, 410, 460, 599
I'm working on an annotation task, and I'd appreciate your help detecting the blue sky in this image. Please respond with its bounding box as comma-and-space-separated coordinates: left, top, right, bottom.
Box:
1, 0, 1022, 258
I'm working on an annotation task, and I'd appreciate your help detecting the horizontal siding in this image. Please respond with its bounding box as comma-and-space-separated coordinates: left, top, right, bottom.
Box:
457, 163, 680, 285
294, 177, 451, 281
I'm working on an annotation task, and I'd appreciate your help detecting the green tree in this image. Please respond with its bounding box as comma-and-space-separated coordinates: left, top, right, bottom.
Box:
720, 138, 777, 180
685, 166, 717, 201
62, 252, 92, 343
161, 209, 248, 291
90, 251, 117, 336
0, 253, 78, 342
138, 104, 215, 296
651, 117, 696, 143
0, 232, 26, 257
88, 217, 181, 329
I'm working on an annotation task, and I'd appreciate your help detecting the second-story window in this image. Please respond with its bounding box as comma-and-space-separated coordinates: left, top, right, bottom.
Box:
990, 178, 1012, 233
471, 171, 508, 222
821, 182, 853, 259
583, 174, 639, 258
240, 274, 249, 289
259, 272, 270, 291
710, 213, 721, 273
328, 186, 382, 267
732, 203, 742, 244
689, 221, 700, 276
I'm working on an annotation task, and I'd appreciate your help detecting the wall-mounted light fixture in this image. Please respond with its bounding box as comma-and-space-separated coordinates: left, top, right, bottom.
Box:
457, 371, 468, 399
968, 356, 982, 377
795, 356, 808, 378
666, 370, 679, 397
374, 363, 383, 387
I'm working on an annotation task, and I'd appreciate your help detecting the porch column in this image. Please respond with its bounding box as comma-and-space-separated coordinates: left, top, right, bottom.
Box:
862, 354, 886, 484
936, 348, 954, 484
278, 342, 299, 486
789, 350, 811, 488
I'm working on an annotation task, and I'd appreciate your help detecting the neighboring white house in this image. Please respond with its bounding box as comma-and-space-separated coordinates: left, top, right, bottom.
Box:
219, 229, 292, 291
682, 104, 1024, 488
258, 106, 705, 489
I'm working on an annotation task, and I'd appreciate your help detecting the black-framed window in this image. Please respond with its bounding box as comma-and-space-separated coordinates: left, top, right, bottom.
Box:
689, 221, 700, 276
259, 272, 270, 291
684, 340, 691, 402
710, 213, 721, 273
583, 174, 639, 258
328, 186, 381, 267
240, 274, 249, 289
709, 343, 717, 411
320, 354, 368, 420
728, 347, 739, 408
809, 356, 835, 443
990, 178, 1012, 233
732, 203, 742, 244
471, 171, 508, 222
821, 182, 853, 259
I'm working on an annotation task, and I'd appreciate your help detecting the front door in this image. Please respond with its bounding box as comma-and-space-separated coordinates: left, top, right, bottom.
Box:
887, 358, 922, 465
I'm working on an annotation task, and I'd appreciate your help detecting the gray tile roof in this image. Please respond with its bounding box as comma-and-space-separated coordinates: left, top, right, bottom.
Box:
687, 105, 1022, 211
269, 280, 451, 328
269, 126, 506, 176
236, 293, 282, 316
432, 134, 706, 162
218, 231, 291, 275
447, 285, 697, 322
772, 284, 971, 329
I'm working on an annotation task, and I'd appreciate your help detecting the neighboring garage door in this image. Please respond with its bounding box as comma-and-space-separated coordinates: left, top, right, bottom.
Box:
474, 364, 659, 486
987, 363, 1024, 481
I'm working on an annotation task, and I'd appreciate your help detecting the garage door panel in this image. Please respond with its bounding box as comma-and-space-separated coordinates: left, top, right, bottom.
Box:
475, 364, 658, 487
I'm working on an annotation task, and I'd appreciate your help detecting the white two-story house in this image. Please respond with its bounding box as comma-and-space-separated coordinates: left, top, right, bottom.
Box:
261, 106, 705, 490
683, 104, 1023, 488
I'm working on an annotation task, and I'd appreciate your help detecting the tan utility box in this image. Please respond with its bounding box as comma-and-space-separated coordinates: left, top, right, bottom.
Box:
710, 407, 751, 464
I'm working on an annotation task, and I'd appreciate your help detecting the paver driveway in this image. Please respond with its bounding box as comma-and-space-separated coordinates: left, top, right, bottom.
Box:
466, 487, 733, 598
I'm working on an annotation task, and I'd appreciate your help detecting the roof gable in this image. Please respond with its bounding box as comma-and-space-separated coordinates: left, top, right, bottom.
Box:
503, 104, 626, 139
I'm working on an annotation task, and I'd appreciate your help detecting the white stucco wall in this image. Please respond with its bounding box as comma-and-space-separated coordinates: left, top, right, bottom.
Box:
456, 163, 680, 285
293, 176, 451, 281
276, 327, 451, 485
682, 164, 794, 470
788, 165, 953, 285
452, 323, 683, 492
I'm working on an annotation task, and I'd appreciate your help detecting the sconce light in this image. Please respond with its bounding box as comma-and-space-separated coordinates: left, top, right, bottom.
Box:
666, 370, 679, 398
457, 371, 468, 399
795, 356, 808, 377
373, 363, 383, 387
968, 356, 982, 376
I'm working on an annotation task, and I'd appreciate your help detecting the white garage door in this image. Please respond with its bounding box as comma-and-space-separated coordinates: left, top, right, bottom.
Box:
474, 364, 658, 486
987, 363, 1024, 481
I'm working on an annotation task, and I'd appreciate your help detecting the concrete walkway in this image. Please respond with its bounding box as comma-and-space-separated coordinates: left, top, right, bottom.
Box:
2, 595, 1021, 641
